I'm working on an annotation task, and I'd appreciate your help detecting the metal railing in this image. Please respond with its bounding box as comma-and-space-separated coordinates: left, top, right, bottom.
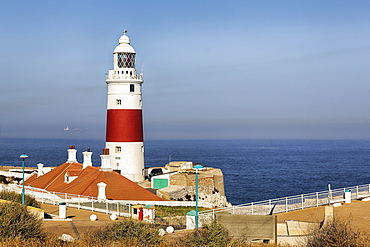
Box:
199, 183, 370, 224
4, 183, 369, 222
106, 71, 143, 81
2, 185, 213, 217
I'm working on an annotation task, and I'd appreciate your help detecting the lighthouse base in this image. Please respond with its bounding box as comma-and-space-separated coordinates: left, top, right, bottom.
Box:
105, 142, 144, 182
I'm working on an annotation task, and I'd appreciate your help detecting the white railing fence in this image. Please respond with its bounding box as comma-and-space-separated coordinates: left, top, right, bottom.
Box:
3, 183, 369, 222
199, 183, 370, 223
1, 185, 212, 217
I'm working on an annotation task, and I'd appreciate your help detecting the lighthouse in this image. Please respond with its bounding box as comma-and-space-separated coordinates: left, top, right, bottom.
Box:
105, 32, 144, 181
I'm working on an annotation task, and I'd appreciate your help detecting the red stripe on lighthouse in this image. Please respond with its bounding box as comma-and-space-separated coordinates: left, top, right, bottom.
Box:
106, 109, 143, 142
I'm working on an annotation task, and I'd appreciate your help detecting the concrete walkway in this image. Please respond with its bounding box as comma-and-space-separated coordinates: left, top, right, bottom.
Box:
41, 203, 119, 239
276, 200, 370, 234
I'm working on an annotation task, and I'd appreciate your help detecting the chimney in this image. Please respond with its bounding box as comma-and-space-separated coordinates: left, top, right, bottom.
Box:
97, 182, 107, 200
100, 148, 113, 171
37, 163, 44, 177
67, 145, 77, 163
82, 148, 93, 169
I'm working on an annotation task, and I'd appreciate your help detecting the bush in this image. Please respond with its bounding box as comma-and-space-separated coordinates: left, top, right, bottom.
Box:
184, 221, 231, 247
306, 219, 364, 247
86, 219, 161, 246
0, 190, 40, 208
0, 175, 8, 184
0, 202, 43, 240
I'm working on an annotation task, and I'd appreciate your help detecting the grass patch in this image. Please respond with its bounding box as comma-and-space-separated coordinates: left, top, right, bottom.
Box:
155, 205, 208, 217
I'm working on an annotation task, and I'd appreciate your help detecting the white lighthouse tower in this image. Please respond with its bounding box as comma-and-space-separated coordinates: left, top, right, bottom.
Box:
105, 32, 144, 181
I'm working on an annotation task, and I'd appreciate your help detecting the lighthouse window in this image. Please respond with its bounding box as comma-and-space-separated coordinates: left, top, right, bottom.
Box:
116, 146, 121, 153
130, 84, 135, 92
117, 53, 136, 68
116, 99, 121, 105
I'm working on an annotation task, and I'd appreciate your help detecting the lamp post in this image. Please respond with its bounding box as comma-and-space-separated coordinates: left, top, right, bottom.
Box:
193, 164, 203, 230
20, 153, 28, 206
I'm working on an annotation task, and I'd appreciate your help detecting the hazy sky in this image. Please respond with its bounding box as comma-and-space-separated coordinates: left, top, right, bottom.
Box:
1, 0, 370, 140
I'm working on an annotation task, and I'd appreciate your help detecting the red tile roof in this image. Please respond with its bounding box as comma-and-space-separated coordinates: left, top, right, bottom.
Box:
25, 163, 163, 201
65, 169, 83, 177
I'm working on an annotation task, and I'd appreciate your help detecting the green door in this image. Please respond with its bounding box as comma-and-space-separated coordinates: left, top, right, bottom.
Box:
153, 178, 168, 189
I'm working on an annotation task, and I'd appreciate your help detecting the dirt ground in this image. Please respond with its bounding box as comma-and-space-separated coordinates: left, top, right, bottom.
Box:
41, 203, 116, 239
276, 200, 370, 234
0, 166, 25, 171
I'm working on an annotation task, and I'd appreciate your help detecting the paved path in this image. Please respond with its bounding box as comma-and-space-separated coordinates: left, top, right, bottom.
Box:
41, 203, 118, 239
276, 200, 370, 234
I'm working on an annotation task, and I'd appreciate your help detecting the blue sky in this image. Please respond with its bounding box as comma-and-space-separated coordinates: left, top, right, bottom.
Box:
1, 0, 370, 140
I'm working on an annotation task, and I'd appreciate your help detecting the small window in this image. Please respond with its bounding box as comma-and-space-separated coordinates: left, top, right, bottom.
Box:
116, 99, 121, 105
116, 146, 121, 153
130, 84, 135, 92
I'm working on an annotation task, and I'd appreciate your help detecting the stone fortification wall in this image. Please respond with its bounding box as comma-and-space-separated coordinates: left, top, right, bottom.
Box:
157, 176, 231, 207
157, 183, 230, 208
155, 162, 229, 207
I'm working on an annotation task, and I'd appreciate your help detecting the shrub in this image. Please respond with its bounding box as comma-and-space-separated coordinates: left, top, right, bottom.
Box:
0, 190, 40, 208
0, 202, 43, 240
86, 219, 161, 246
0, 175, 8, 184
184, 221, 231, 247
306, 219, 364, 247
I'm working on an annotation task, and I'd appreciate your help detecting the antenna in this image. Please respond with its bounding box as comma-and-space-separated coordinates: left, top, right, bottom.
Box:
140, 63, 145, 75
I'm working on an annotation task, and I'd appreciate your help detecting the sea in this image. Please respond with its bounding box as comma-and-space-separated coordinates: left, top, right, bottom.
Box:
1, 138, 370, 206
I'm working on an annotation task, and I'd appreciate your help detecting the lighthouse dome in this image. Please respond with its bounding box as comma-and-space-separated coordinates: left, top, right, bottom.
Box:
113, 34, 136, 53
119, 34, 130, 44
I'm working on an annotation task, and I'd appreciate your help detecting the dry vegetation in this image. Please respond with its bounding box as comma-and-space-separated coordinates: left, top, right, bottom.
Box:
1, 215, 369, 246
0, 192, 369, 246
0, 190, 40, 208
306, 219, 370, 247
0, 202, 43, 241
